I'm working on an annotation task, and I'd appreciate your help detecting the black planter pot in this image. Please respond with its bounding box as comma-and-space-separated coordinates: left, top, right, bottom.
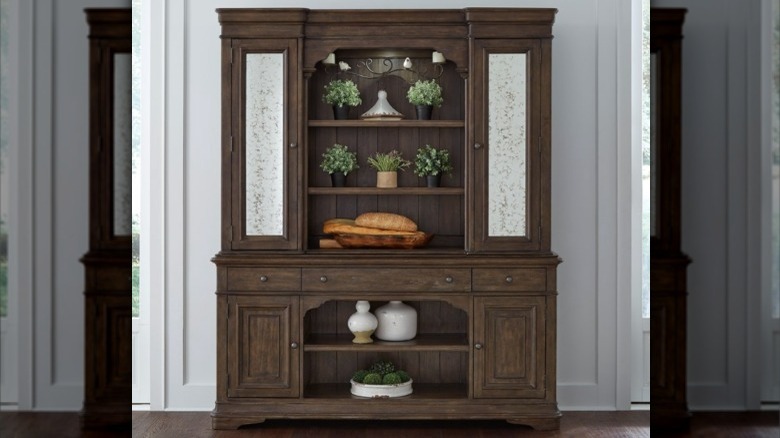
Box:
425, 174, 441, 188
333, 105, 350, 120
330, 173, 346, 187
415, 105, 432, 120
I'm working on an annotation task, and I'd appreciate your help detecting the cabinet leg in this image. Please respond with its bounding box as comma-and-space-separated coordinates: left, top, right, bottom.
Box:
211, 416, 266, 430
507, 417, 560, 431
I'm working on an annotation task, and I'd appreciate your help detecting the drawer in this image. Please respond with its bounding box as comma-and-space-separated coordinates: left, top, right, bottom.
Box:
226, 268, 301, 291
472, 268, 547, 292
302, 268, 471, 292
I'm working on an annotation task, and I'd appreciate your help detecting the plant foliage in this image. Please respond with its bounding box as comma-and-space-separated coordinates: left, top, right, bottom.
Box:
322, 79, 362, 107
414, 144, 453, 177
406, 79, 443, 107
366, 150, 411, 172
320, 143, 359, 175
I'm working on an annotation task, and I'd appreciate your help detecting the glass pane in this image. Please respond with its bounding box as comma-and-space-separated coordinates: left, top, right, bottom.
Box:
245, 53, 284, 236
488, 53, 527, 237
114, 53, 132, 236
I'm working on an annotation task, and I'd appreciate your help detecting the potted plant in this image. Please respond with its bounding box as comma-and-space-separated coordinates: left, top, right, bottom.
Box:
322, 79, 362, 120
320, 143, 359, 187
366, 150, 411, 188
406, 79, 443, 120
350, 360, 413, 398
414, 144, 453, 187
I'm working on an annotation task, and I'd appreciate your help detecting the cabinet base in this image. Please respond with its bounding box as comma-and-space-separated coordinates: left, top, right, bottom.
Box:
212, 401, 561, 430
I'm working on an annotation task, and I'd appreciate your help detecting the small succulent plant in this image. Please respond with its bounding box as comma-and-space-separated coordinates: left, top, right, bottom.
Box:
369, 360, 396, 376
395, 370, 411, 383
382, 372, 403, 385
362, 373, 383, 385
352, 369, 369, 383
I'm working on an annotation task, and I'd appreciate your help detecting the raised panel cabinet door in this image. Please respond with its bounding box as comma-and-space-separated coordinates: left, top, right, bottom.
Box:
470, 38, 547, 252
227, 39, 300, 250
473, 296, 546, 398
227, 296, 300, 398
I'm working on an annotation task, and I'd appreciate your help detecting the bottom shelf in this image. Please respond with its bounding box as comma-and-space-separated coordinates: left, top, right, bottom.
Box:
304, 382, 468, 399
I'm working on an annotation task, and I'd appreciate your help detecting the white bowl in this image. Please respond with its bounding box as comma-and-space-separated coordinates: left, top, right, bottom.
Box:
349, 378, 413, 398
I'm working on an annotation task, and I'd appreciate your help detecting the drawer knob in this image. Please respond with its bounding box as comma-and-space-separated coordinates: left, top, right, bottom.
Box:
289, 142, 297, 148
505, 276, 513, 283
474, 143, 483, 149
445, 276, 453, 283
259, 275, 268, 282
320, 276, 328, 283
290, 342, 299, 349
475, 343, 483, 350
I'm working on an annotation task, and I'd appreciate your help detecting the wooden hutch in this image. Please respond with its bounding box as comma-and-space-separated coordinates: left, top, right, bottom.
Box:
213, 8, 561, 430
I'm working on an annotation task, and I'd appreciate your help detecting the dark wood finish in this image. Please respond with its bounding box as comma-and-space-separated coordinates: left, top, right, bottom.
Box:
650, 8, 690, 433
80, 8, 131, 430
226, 296, 300, 398
214, 8, 559, 430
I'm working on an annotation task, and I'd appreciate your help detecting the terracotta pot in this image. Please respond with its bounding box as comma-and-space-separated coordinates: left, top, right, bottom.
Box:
376, 171, 397, 188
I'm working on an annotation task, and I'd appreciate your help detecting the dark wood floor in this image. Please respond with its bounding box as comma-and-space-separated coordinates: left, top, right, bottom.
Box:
0, 411, 777, 437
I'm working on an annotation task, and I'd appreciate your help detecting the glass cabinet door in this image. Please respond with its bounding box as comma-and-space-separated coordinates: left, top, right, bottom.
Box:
471, 39, 544, 252
229, 39, 299, 250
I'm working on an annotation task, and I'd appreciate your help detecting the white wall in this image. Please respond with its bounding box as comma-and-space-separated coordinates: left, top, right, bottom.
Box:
651, 0, 766, 410
10, 0, 129, 410
146, 0, 640, 410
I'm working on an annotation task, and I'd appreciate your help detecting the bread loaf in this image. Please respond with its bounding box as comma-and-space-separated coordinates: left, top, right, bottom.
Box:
354, 212, 417, 232
323, 218, 417, 236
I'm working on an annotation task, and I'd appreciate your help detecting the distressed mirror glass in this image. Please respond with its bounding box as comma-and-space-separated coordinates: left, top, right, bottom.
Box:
113, 53, 132, 236
245, 53, 284, 236
488, 53, 527, 237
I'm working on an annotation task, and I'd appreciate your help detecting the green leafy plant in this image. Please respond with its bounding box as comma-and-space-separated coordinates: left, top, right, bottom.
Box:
352, 369, 370, 383
320, 143, 359, 176
353, 361, 411, 385
322, 79, 362, 107
367, 150, 411, 172
362, 373, 383, 385
414, 144, 453, 177
369, 360, 396, 376
382, 372, 403, 385
406, 79, 443, 107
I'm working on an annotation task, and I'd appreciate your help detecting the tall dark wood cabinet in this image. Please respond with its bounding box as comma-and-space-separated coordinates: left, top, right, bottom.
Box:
80, 8, 132, 429
650, 8, 690, 432
213, 8, 560, 430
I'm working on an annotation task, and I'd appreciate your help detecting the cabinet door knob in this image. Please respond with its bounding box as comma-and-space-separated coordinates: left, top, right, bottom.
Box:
290, 342, 299, 349
505, 276, 513, 283
474, 143, 483, 149
289, 142, 297, 148
445, 276, 453, 283
475, 343, 483, 350
320, 276, 328, 283
259, 275, 268, 282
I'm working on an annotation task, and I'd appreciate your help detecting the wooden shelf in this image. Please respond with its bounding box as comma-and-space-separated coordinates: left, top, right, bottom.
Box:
308, 120, 465, 128
308, 187, 464, 196
304, 383, 468, 399
304, 333, 469, 352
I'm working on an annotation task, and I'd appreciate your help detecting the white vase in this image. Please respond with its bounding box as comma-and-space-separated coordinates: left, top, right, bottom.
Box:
347, 300, 378, 344
374, 301, 417, 341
